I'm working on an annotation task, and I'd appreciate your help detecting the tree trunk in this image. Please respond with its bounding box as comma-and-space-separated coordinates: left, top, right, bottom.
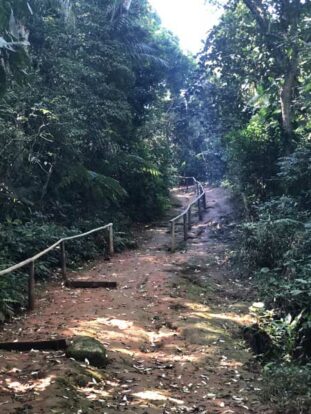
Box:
280, 58, 298, 152
123, 0, 132, 11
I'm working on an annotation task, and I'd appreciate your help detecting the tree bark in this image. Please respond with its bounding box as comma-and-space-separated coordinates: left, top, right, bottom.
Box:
280, 57, 298, 152
123, 0, 132, 11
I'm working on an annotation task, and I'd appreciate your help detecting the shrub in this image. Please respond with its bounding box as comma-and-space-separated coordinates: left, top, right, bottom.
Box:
239, 218, 305, 270
262, 363, 311, 414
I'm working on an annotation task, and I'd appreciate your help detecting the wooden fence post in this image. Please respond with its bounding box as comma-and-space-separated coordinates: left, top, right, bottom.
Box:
203, 192, 207, 209
188, 207, 192, 230
183, 214, 188, 241
171, 221, 176, 252
198, 197, 203, 221
61, 241, 67, 282
28, 261, 35, 311
109, 224, 114, 255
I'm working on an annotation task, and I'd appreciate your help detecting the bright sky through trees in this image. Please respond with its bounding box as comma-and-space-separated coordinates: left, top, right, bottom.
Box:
149, 0, 222, 53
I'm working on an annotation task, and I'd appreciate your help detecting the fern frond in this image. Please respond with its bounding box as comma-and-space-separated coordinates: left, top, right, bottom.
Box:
58, 165, 127, 202
118, 154, 162, 177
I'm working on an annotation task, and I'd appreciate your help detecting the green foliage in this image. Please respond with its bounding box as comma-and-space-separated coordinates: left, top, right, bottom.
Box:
262, 363, 311, 414
225, 114, 281, 196
0, 273, 27, 321
250, 303, 305, 360
238, 149, 311, 373
177, 1, 311, 410
0, 0, 189, 222
0, 0, 190, 318
240, 218, 305, 270
278, 145, 311, 208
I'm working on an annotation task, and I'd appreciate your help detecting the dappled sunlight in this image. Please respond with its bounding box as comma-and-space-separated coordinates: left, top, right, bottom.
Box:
185, 301, 211, 312
132, 390, 184, 405
71, 326, 148, 344
219, 359, 244, 369
184, 301, 250, 327
95, 318, 134, 330
67, 314, 209, 364
110, 346, 203, 364
78, 386, 111, 401
208, 312, 249, 325
186, 321, 226, 336
138, 254, 162, 263
111, 347, 135, 357
156, 327, 177, 340
69, 317, 151, 344
64, 290, 247, 372
4, 375, 55, 394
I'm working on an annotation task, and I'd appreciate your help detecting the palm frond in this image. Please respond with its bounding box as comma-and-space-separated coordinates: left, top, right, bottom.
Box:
125, 41, 168, 67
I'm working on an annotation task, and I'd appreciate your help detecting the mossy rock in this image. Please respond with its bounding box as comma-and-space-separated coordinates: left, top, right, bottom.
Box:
66, 336, 108, 368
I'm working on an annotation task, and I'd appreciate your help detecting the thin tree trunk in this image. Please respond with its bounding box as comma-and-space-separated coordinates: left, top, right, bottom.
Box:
280, 58, 298, 152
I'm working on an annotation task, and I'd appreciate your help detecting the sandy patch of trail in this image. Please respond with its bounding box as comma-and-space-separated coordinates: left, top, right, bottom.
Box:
0, 186, 273, 414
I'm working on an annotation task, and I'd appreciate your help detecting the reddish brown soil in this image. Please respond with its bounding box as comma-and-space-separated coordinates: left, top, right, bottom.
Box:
0, 187, 274, 414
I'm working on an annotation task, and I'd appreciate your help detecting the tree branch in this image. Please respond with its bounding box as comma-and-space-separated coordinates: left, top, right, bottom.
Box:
242, 0, 285, 69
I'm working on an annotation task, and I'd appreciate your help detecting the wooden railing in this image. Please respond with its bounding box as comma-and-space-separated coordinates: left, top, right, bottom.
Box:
170, 177, 207, 252
0, 223, 114, 311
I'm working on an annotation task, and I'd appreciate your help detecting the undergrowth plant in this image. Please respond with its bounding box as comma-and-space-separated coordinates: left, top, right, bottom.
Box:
238, 146, 311, 410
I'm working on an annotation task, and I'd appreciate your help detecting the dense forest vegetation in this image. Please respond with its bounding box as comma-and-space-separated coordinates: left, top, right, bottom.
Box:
0, 0, 310, 412
178, 0, 311, 411
0, 0, 190, 316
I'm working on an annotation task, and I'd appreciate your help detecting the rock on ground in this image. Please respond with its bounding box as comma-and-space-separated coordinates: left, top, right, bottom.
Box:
66, 336, 108, 368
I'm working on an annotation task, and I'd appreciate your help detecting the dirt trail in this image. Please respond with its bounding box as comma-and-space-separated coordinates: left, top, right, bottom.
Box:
0, 186, 273, 414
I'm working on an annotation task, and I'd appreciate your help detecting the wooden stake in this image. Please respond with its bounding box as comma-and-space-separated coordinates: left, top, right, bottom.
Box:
203, 193, 207, 209
61, 241, 67, 282
188, 207, 192, 230
183, 214, 188, 241
28, 262, 35, 311
171, 222, 176, 252
198, 198, 203, 221
108, 225, 114, 255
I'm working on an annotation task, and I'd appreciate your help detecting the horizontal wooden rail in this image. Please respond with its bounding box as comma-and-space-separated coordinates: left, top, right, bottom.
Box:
0, 223, 114, 310
170, 177, 207, 252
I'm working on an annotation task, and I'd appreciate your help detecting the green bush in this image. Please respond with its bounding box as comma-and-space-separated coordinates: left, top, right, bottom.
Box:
278, 145, 311, 209
0, 273, 28, 321
225, 114, 281, 198
262, 363, 311, 414
239, 218, 305, 270
239, 184, 311, 364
